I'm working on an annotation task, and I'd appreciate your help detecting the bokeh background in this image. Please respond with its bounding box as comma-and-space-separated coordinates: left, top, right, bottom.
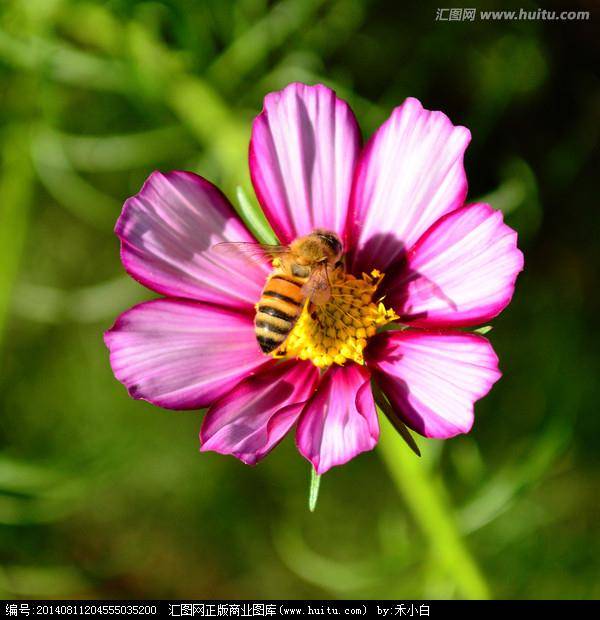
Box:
1, 0, 598, 600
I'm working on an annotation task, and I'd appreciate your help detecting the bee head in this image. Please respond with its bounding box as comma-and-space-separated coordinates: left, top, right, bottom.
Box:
314, 229, 343, 262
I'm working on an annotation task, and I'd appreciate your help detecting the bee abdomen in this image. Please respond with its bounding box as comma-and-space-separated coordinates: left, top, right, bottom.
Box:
255, 305, 297, 353
255, 273, 305, 353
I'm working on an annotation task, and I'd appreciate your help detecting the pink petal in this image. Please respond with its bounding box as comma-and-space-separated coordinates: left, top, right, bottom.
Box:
386, 203, 524, 327
296, 364, 379, 474
367, 331, 501, 439
104, 299, 269, 410
347, 98, 471, 274
200, 361, 319, 465
117, 170, 268, 310
250, 83, 361, 244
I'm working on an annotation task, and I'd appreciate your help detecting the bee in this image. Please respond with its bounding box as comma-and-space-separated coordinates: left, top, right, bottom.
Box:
213, 229, 344, 354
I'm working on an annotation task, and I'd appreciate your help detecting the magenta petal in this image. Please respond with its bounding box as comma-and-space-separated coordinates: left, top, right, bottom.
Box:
117, 170, 268, 310
296, 364, 379, 474
200, 361, 319, 465
367, 331, 501, 439
104, 299, 269, 410
347, 98, 471, 274
386, 203, 524, 327
250, 83, 361, 245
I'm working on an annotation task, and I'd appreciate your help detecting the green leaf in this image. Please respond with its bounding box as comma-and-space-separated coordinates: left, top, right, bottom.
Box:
308, 467, 321, 512
236, 186, 278, 245
474, 325, 493, 335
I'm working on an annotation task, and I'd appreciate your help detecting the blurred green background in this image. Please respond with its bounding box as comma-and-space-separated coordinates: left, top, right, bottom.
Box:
0, 0, 598, 600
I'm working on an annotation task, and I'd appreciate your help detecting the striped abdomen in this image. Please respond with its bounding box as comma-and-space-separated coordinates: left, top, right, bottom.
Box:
255, 270, 307, 353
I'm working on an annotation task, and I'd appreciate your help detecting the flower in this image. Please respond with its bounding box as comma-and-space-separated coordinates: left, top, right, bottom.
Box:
104, 83, 523, 474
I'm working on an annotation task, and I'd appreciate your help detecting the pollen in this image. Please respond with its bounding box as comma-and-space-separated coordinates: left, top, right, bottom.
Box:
275, 270, 398, 369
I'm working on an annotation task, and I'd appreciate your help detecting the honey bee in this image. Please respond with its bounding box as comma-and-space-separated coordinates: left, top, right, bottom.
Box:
213, 230, 344, 354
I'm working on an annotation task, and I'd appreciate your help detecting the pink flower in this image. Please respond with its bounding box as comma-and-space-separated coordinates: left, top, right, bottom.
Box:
105, 83, 523, 474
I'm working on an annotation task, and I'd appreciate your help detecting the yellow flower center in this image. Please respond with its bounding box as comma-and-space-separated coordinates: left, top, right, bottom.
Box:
275, 269, 398, 369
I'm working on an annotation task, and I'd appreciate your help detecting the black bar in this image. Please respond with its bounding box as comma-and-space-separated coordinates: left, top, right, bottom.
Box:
1, 600, 599, 619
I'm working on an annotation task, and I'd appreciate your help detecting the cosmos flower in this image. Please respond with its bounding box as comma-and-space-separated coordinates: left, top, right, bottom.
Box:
105, 83, 523, 474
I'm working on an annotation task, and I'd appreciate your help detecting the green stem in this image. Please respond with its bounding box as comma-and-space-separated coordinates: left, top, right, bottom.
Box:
378, 414, 491, 599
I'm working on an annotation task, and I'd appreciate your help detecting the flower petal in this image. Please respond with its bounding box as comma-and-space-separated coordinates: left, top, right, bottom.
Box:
367, 331, 501, 439
296, 364, 378, 474
250, 83, 361, 244
348, 98, 471, 274
200, 361, 319, 465
117, 170, 268, 310
104, 299, 269, 410
386, 203, 524, 327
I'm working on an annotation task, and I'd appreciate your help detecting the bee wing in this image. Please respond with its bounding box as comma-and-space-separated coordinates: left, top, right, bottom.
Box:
211, 241, 290, 266
302, 263, 332, 305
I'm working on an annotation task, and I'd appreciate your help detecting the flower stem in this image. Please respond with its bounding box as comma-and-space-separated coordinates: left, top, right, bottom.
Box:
377, 414, 491, 599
